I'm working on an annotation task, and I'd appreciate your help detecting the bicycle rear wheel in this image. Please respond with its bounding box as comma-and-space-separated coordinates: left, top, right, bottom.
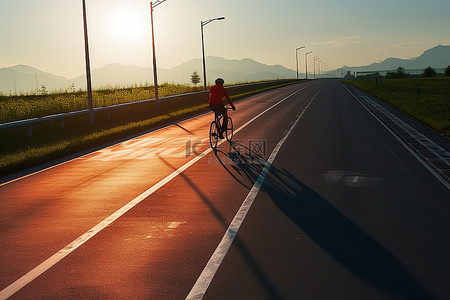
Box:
209, 121, 219, 149
225, 117, 233, 141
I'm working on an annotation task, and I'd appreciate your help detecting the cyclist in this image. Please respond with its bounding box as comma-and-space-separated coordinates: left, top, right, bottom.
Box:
208, 78, 236, 139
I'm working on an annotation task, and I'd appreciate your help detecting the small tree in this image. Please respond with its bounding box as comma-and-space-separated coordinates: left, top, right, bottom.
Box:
445, 65, 450, 77
386, 66, 407, 79
396, 67, 406, 78
422, 66, 437, 77
191, 71, 201, 86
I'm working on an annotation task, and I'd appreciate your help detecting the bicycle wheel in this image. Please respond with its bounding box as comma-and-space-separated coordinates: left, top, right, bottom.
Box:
209, 121, 219, 149
225, 117, 233, 141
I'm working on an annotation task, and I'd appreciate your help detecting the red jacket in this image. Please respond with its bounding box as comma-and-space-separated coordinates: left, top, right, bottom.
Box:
208, 84, 233, 106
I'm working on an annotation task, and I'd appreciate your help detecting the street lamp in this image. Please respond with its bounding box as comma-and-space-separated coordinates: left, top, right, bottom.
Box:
295, 46, 305, 79
150, 0, 166, 108
305, 51, 312, 80
201, 17, 225, 91
82, 0, 94, 125
313, 56, 319, 79
318, 61, 322, 78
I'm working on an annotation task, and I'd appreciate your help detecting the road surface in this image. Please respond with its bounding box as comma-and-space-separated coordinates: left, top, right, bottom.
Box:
1, 80, 449, 299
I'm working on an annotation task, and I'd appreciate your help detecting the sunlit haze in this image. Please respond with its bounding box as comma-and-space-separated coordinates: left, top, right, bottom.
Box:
1, 0, 449, 79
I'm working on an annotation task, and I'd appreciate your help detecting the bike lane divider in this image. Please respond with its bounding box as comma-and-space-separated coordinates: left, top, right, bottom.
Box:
186, 88, 321, 300
0, 85, 312, 299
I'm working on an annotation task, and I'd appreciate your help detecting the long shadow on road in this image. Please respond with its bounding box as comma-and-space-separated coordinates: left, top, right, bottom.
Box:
157, 153, 283, 298
215, 141, 433, 299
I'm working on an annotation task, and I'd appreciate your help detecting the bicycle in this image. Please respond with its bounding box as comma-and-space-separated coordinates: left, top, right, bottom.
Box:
209, 106, 234, 149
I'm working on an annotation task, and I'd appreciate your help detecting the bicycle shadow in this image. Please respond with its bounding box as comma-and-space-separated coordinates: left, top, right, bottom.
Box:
212, 142, 433, 298
212, 140, 267, 190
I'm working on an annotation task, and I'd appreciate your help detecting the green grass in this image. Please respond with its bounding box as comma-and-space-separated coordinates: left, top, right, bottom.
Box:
0, 80, 300, 176
345, 78, 450, 136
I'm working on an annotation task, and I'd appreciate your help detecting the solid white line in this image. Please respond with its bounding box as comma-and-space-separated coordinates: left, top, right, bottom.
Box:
186, 88, 321, 300
0, 84, 311, 299
342, 83, 450, 190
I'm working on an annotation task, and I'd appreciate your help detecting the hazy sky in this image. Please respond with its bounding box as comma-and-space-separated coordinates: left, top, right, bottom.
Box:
1, 0, 449, 79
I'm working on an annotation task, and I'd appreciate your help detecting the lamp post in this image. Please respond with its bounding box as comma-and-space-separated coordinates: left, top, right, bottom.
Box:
150, 0, 166, 108
313, 56, 319, 79
201, 17, 225, 91
82, 0, 94, 125
318, 61, 322, 78
295, 46, 305, 79
305, 51, 312, 80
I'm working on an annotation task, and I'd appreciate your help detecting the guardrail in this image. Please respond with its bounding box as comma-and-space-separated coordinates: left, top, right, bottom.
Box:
0, 80, 298, 136
0, 91, 205, 134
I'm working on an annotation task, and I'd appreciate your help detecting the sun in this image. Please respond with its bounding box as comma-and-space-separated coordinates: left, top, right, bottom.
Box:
106, 4, 147, 46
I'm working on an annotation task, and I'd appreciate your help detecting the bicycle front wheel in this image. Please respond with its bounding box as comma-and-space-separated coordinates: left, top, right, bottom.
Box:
225, 117, 233, 141
209, 121, 219, 149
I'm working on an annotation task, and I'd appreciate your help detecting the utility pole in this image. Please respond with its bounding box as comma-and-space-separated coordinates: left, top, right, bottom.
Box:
82, 0, 94, 125
150, 1, 166, 108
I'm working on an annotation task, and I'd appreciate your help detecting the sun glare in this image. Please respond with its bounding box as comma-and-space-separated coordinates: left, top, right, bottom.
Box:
107, 4, 146, 46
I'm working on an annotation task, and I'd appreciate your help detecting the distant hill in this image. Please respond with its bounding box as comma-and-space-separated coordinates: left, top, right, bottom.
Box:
0, 57, 296, 94
0, 65, 69, 94
339, 45, 450, 75
168, 56, 295, 83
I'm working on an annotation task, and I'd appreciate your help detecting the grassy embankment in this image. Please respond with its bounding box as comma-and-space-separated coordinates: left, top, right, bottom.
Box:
345, 77, 450, 137
0, 80, 300, 176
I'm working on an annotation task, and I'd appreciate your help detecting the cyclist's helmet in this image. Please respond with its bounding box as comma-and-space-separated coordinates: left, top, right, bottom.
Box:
215, 78, 225, 85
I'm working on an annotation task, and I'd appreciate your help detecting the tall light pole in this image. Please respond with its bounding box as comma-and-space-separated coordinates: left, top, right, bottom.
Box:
295, 46, 305, 79
82, 0, 94, 125
150, 0, 166, 108
313, 56, 319, 79
201, 17, 225, 91
305, 51, 312, 80
318, 61, 322, 78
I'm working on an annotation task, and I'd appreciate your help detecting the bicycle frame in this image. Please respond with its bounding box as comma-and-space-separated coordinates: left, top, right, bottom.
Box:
209, 106, 234, 149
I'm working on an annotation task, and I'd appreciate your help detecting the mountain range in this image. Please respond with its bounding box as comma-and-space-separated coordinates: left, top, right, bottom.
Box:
341, 45, 450, 74
1, 45, 449, 94
0, 56, 296, 94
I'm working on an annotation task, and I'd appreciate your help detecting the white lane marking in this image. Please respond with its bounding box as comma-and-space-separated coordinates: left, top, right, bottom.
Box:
186, 88, 321, 300
0, 84, 312, 299
342, 83, 450, 190
352, 176, 360, 183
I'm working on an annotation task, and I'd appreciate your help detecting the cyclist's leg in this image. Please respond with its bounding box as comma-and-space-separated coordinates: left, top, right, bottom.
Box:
218, 105, 227, 133
210, 104, 227, 136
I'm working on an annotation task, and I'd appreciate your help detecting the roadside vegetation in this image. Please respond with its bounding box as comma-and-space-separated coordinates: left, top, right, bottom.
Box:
0, 80, 300, 176
345, 77, 450, 137
0, 83, 205, 123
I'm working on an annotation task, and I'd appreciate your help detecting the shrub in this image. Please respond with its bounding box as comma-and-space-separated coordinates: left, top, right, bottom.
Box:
386, 67, 407, 79
445, 65, 450, 77
422, 67, 437, 77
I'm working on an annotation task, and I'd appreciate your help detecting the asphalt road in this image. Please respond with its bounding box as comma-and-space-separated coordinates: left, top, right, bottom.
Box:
1, 80, 449, 299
